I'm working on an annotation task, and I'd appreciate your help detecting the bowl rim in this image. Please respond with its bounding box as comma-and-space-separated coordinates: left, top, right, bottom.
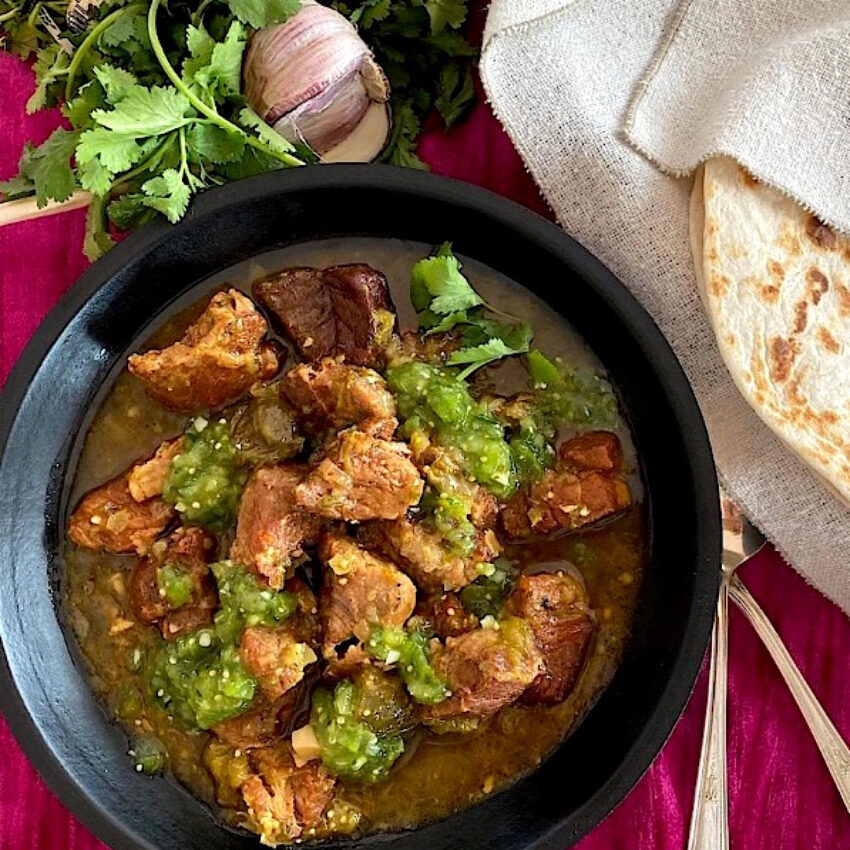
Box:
0, 163, 720, 850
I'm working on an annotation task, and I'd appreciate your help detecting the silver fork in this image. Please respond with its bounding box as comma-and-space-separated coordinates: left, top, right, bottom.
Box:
687, 496, 850, 850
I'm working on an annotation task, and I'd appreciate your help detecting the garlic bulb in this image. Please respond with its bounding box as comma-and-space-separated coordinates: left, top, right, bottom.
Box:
243, 2, 390, 162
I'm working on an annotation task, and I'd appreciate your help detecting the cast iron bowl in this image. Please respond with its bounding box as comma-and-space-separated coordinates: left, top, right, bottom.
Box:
0, 165, 720, 850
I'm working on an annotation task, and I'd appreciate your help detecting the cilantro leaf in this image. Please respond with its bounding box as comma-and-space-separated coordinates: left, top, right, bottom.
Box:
239, 107, 296, 155
64, 82, 108, 130
26, 45, 69, 114
424, 0, 468, 34
92, 86, 194, 136
93, 65, 139, 105
0, 173, 36, 200
226, 0, 301, 29
77, 128, 144, 176
141, 168, 191, 223
188, 21, 246, 100
435, 61, 475, 127
187, 123, 246, 164
448, 337, 530, 380
21, 129, 80, 207
183, 24, 216, 81
78, 157, 114, 196
107, 193, 158, 230
100, 12, 138, 48
411, 249, 484, 315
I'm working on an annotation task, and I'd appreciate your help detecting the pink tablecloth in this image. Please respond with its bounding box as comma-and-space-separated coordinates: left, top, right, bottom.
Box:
2, 45, 850, 850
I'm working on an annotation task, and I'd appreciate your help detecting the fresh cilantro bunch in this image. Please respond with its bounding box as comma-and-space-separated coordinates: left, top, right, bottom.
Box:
330, 0, 477, 169
0, 0, 303, 258
411, 243, 533, 378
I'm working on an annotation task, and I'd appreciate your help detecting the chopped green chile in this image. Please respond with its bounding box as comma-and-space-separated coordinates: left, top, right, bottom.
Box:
163, 419, 247, 532
386, 362, 517, 499
147, 630, 256, 730
460, 559, 519, 620
157, 564, 193, 608
211, 560, 298, 643
131, 736, 166, 775
311, 681, 405, 782
366, 625, 449, 705
146, 562, 297, 730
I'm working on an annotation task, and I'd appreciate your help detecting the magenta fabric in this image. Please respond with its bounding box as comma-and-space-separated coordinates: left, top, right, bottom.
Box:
2, 41, 850, 850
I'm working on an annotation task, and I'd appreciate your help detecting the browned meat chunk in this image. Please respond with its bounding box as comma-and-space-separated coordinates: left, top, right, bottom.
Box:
360, 518, 499, 593
280, 359, 396, 438
68, 472, 174, 554
415, 592, 478, 640
230, 464, 323, 589
242, 743, 334, 843
558, 430, 622, 472
384, 330, 462, 367
127, 437, 184, 502
240, 626, 318, 702
212, 690, 301, 751
128, 526, 217, 640
318, 533, 416, 660
505, 572, 594, 704
128, 290, 278, 412
296, 429, 423, 522
501, 431, 631, 539
421, 618, 543, 725
254, 264, 396, 367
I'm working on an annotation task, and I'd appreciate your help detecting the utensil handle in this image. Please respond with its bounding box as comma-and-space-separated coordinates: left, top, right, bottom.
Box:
0, 192, 91, 228
687, 583, 730, 850
729, 574, 850, 812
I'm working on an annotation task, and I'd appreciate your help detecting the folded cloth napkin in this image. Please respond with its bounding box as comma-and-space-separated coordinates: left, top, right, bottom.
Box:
480, 0, 850, 613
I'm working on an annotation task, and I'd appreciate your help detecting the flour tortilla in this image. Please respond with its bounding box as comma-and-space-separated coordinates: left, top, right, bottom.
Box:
691, 156, 850, 506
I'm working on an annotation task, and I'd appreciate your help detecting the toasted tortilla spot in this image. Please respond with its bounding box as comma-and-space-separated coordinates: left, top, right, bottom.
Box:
792, 301, 808, 334
835, 281, 850, 318
767, 259, 785, 284
710, 273, 731, 297
777, 222, 802, 257
806, 268, 829, 304
818, 327, 841, 354
805, 215, 837, 250
760, 284, 780, 304
768, 336, 800, 384
739, 167, 759, 189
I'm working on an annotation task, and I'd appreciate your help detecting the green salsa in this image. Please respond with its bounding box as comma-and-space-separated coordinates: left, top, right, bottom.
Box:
311, 680, 405, 782
163, 419, 247, 532
157, 565, 193, 608
365, 625, 449, 705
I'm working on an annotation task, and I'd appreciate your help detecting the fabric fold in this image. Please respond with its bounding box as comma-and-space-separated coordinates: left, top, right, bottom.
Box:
480, 0, 850, 614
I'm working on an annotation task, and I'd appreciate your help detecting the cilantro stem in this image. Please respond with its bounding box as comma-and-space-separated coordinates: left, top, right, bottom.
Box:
0, 6, 22, 23
64, 4, 146, 103
109, 132, 177, 194
191, 0, 215, 26
146, 0, 303, 168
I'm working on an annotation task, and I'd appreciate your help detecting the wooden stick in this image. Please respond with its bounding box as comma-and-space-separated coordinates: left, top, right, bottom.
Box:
0, 191, 92, 228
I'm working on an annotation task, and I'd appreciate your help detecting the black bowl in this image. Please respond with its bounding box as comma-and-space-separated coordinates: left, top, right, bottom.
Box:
0, 164, 719, 850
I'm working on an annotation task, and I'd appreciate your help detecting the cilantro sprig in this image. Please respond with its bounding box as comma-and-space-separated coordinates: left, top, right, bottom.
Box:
0, 0, 478, 256
411, 243, 533, 378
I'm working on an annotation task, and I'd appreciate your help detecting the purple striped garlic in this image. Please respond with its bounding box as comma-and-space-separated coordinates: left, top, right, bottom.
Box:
243, 2, 390, 162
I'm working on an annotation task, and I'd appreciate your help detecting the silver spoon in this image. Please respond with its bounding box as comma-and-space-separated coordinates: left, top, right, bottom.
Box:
686, 495, 850, 850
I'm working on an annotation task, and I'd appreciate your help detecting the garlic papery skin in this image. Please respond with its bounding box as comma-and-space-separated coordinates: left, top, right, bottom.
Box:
243, 2, 391, 161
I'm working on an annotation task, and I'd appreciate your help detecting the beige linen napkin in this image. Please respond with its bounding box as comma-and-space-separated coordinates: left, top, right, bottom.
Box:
480, 0, 850, 613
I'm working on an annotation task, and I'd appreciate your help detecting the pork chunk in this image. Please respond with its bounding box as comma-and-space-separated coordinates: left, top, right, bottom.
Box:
68, 472, 174, 554
242, 743, 335, 843
296, 429, 423, 522
414, 592, 478, 640
128, 290, 278, 412
318, 533, 416, 660
502, 430, 631, 539
129, 526, 217, 639
360, 518, 498, 593
230, 464, 323, 589
212, 689, 301, 751
253, 264, 396, 368
421, 618, 543, 725
127, 437, 184, 502
241, 626, 319, 702
505, 572, 594, 704
280, 359, 396, 438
